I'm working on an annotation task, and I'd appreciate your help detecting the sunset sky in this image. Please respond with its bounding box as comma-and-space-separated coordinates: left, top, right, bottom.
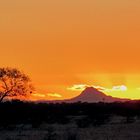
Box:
0, 0, 140, 100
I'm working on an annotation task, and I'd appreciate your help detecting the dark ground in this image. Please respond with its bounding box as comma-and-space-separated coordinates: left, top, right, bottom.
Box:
0, 100, 140, 140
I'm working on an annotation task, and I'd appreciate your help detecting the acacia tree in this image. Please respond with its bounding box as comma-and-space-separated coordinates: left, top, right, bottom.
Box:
0, 67, 34, 102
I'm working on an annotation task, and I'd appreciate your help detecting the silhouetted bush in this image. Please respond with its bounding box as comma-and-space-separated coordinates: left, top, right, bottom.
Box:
44, 127, 57, 140
76, 116, 92, 128
67, 132, 77, 140
1, 100, 140, 128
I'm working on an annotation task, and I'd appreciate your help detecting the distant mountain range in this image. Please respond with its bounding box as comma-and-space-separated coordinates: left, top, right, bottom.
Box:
38, 87, 130, 103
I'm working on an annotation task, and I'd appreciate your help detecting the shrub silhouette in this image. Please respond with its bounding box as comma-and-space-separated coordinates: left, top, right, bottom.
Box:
44, 127, 57, 140
0, 101, 140, 127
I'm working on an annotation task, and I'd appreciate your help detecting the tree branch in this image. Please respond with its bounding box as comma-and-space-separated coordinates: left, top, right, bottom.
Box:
0, 90, 10, 103
2, 78, 8, 91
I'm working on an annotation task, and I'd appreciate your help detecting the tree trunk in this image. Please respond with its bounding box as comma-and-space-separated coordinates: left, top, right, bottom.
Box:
0, 91, 10, 103
0, 94, 7, 103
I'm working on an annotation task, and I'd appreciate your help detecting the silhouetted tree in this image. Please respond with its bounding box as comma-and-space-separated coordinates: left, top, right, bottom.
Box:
0, 67, 34, 102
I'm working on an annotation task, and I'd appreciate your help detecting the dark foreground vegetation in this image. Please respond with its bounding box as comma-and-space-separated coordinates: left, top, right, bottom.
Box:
0, 100, 140, 128
1, 100, 140, 140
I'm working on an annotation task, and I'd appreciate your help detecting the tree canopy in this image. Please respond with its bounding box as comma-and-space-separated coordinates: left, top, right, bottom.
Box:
0, 67, 34, 102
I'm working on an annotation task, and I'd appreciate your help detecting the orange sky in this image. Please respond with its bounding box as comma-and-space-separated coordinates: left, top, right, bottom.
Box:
0, 0, 140, 100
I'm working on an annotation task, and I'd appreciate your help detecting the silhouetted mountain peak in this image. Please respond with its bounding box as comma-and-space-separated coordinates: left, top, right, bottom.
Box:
68, 87, 129, 103
81, 87, 102, 94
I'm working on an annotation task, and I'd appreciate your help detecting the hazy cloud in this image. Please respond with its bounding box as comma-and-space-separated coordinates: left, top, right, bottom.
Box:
67, 84, 127, 92
32, 92, 62, 98
47, 93, 62, 98
32, 93, 46, 97
105, 85, 127, 92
